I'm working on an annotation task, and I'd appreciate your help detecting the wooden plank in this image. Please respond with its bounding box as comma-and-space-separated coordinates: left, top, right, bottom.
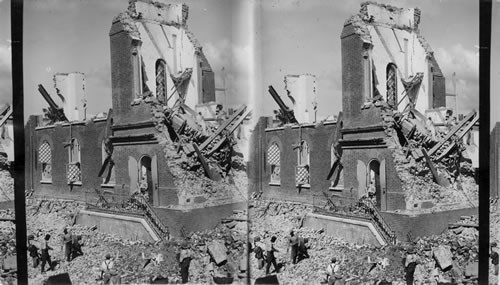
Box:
435, 114, 479, 161
193, 143, 214, 180
205, 137, 227, 158
428, 111, 476, 156
226, 108, 251, 134
0, 107, 12, 128
199, 105, 246, 151
422, 149, 449, 187
0, 104, 10, 117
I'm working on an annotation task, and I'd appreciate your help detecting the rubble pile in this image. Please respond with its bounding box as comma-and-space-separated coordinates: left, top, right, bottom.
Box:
26, 198, 249, 284
0, 170, 13, 202
249, 199, 480, 284
0, 209, 16, 285
362, 94, 480, 210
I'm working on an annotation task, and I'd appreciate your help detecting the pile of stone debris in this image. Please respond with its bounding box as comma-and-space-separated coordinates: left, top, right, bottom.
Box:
247, 198, 480, 284
0, 209, 16, 285
26, 198, 250, 284
364, 95, 480, 211
0, 170, 13, 203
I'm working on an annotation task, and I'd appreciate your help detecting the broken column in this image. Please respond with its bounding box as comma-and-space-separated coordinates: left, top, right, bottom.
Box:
53, 72, 87, 121
284, 74, 317, 123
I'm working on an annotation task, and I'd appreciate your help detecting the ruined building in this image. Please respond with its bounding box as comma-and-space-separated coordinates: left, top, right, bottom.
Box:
25, 0, 248, 238
250, 2, 478, 243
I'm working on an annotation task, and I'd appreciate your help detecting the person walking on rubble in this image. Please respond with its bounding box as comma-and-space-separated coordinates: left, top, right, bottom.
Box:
265, 236, 279, 275
253, 236, 266, 269
491, 242, 499, 276
326, 257, 341, 285
71, 234, 84, 259
100, 253, 117, 285
178, 241, 193, 283
297, 237, 310, 262
40, 234, 54, 273
62, 228, 73, 262
287, 230, 299, 264
404, 246, 418, 285
27, 234, 40, 268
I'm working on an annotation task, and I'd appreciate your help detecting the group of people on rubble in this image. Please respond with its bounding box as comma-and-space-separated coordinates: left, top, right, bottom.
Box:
27, 228, 84, 274
251, 230, 311, 276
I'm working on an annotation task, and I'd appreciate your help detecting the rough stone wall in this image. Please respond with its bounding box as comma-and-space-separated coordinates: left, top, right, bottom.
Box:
25, 119, 107, 200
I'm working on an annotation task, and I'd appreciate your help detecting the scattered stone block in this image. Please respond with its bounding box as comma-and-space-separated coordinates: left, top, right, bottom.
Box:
433, 246, 453, 271
464, 262, 478, 278
208, 240, 227, 265
2, 255, 17, 271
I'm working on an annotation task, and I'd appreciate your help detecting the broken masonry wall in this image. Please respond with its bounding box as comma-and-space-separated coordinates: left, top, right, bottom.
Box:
254, 122, 337, 204
130, 1, 188, 26
53, 72, 87, 122
361, 2, 419, 30
491, 122, 500, 198
111, 142, 178, 207
285, 74, 317, 124
340, 146, 405, 211
25, 119, 108, 200
136, 22, 204, 109
369, 25, 433, 113
0, 120, 13, 162
341, 23, 368, 128
110, 20, 148, 125
381, 206, 478, 240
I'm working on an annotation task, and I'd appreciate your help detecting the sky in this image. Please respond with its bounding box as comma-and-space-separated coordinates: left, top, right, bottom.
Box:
22, 0, 253, 119
0, 0, 11, 106
0, 0, 484, 124
256, 0, 480, 120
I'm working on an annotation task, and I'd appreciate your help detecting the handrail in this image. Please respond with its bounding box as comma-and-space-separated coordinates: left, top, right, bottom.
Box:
135, 196, 170, 239
313, 194, 397, 245
359, 199, 397, 244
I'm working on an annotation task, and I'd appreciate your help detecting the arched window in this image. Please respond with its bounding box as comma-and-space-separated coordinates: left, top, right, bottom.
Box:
296, 141, 310, 186
268, 142, 281, 185
386, 64, 398, 108
67, 138, 81, 184
156, 59, 167, 104
39, 141, 52, 182
101, 140, 115, 185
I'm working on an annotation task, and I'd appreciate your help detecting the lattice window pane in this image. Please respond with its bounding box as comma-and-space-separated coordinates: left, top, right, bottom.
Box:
296, 165, 310, 186
39, 142, 51, 163
67, 163, 82, 184
387, 65, 397, 107
268, 143, 280, 184
156, 61, 167, 103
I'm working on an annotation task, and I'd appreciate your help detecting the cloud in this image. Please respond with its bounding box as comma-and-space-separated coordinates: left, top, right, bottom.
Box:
0, 43, 11, 104
202, 39, 253, 107
433, 44, 478, 114
435, 44, 478, 82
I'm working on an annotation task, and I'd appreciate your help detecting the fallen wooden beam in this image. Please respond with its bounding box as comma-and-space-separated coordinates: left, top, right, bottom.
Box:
199, 105, 246, 151
435, 114, 479, 161
193, 143, 215, 180
0, 106, 12, 128
428, 111, 476, 156
422, 149, 450, 187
